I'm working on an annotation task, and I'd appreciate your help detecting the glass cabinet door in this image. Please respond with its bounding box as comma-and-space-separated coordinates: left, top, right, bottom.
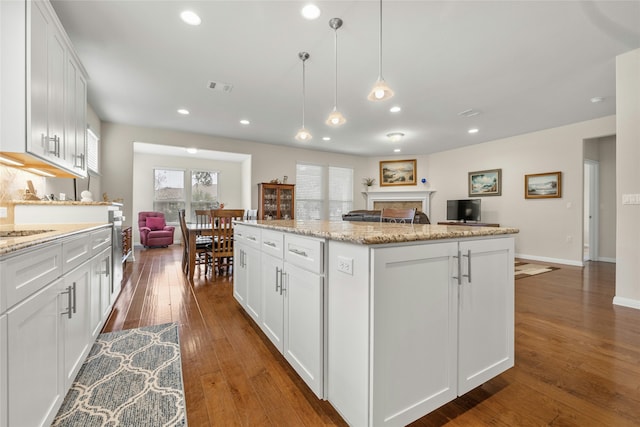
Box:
264, 187, 278, 219
279, 188, 293, 219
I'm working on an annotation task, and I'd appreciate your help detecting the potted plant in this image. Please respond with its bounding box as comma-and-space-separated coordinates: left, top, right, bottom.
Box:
362, 177, 376, 190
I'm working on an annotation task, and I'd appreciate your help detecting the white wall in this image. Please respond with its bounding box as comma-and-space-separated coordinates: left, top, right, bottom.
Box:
614, 49, 640, 309
598, 137, 617, 261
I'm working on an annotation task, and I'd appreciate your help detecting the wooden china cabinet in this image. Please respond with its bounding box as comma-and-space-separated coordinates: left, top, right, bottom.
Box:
258, 183, 295, 220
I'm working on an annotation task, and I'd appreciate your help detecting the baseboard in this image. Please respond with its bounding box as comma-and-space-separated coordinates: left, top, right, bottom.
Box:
515, 253, 583, 267
597, 257, 616, 263
613, 296, 640, 310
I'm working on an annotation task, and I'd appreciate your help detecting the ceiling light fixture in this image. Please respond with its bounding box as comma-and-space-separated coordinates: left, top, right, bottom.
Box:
323, 137, 331, 141
390, 106, 401, 113
468, 128, 479, 134
326, 18, 346, 127
368, 0, 394, 101
590, 96, 605, 103
295, 52, 312, 142
387, 132, 404, 142
393, 148, 401, 153
177, 109, 189, 115
180, 11, 201, 26
301, 4, 321, 20
240, 119, 250, 125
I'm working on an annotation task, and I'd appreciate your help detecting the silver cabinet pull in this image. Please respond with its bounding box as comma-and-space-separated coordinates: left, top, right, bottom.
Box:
289, 248, 308, 258
462, 249, 472, 283
452, 250, 462, 285
275, 267, 281, 293
61, 285, 73, 319
247, 236, 257, 241
72, 282, 77, 314
264, 241, 277, 248
281, 271, 287, 295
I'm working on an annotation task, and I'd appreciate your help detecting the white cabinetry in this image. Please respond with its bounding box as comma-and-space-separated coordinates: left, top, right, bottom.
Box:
0, 0, 88, 178
328, 236, 515, 427
1, 226, 114, 427
235, 226, 325, 398
0, 314, 7, 427
90, 248, 112, 338
233, 225, 261, 310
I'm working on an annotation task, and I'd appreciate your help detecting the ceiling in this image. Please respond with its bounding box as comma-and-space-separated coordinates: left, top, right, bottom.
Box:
51, 1, 640, 157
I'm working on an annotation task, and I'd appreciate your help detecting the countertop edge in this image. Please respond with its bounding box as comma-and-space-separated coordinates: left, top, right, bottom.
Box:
0, 223, 111, 257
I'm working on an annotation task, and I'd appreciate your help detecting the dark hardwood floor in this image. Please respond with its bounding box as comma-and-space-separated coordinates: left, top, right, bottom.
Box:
104, 246, 640, 426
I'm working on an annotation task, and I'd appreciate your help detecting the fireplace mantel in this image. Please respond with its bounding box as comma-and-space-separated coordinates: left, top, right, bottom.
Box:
363, 190, 436, 217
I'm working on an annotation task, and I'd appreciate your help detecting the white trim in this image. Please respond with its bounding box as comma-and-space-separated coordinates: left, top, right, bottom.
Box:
515, 253, 583, 267
613, 296, 640, 310
597, 257, 616, 263
363, 190, 435, 217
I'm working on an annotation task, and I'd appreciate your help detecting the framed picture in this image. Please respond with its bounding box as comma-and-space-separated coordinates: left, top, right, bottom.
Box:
525, 171, 562, 199
380, 159, 417, 186
468, 169, 502, 196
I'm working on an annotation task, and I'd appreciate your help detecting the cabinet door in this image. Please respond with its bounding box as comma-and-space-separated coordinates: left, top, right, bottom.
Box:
7, 280, 64, 427
0, 314, 6, 427
260, 253, 284, 352
90, 248, 111, 338
278, 187, 294, 219
65, 56, 87, 176
61, 264, 91, 389
48, 28, 66, 164
371, 242, 458, 427
283, 262, 323, 398
457, 237, 514, 395
233, 242, 248, 306
244, 245, 262, 323
28, 0, 49, 158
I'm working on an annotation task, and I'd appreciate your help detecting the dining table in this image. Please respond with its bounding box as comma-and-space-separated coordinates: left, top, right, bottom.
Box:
184, 222, 214, 281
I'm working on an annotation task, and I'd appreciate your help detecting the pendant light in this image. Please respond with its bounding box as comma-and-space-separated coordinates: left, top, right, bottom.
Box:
326, 18, 346, 127
367, 0, 394, 101
295, 52, 312, 142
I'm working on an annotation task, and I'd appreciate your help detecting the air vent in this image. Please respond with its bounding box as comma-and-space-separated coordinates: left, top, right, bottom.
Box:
208, 81, 233, 93
458, 109, 481, 118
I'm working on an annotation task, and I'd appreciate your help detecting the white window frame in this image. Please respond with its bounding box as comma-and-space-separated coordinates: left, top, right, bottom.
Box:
296, 162, 353, 220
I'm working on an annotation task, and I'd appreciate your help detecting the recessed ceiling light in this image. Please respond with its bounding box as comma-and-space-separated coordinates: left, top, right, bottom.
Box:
301, 4, 321, 20
322, 137, 331, 141
177, 109, 189, 115
393, 148, 401, 153
386, 132, 405, 142
186, 147, 198, 154
458, 109, 481, 118
590, 96, 605, 103
180, 10, 201, 26
240, 119, 250, 125
390, 106, 401, 113
468, 128, 479, 134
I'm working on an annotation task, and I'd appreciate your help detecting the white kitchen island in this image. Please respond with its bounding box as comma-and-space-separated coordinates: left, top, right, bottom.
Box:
233, 220, 518, 427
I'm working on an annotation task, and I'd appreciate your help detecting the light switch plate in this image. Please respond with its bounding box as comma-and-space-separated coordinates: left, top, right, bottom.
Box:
0, 207, 7, 218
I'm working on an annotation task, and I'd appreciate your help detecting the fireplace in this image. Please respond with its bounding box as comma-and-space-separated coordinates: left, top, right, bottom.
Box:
364, 190, 435, 217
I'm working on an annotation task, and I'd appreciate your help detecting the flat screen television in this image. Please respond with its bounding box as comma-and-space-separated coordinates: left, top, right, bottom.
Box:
446, 199, 481, 223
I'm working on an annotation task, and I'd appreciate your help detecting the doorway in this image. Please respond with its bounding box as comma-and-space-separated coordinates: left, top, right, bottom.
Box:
583, 160, 599, 262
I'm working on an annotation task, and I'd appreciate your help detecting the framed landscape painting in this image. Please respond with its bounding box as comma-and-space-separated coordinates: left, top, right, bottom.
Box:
380, 159, 417, 186
468, 169, 502, 196
525, 171, 562, 199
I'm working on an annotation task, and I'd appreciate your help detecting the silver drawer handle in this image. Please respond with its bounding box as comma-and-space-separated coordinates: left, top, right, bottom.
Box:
264, 241, 277, 248
289, 248, 308, 258
247, 236, 257, 241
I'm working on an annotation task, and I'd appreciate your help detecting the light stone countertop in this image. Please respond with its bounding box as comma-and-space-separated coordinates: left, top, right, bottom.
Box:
0, 223, 110, 256
238, 220, 519, 245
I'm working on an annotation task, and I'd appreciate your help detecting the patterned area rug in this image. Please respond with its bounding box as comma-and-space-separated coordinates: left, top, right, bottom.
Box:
52, 323, 187, 426
515, 261, 560, 279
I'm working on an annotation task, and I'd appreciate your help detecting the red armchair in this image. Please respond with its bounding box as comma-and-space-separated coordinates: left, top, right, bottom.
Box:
138, 211, 175, 248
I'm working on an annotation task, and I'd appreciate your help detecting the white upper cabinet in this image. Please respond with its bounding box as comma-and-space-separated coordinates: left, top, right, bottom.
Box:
0, 0, 88, 178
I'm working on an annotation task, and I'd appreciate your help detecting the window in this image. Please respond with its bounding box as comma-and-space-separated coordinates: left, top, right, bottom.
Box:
87, 127, 99, 174
190, 170, 219, 218
153, 168, 185, 223
296, 163, 353, 220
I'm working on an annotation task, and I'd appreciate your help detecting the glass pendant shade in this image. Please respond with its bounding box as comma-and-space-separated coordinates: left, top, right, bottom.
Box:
326, 108, 346, 127
368, 78, 394, 101
295, 127, 312, 142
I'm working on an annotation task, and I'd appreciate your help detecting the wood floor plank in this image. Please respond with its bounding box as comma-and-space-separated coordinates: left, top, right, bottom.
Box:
103, 248, 640, 426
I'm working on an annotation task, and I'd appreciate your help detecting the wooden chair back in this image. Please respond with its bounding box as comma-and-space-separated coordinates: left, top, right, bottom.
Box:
380, 208, 416, 224
210, 209, 245, 274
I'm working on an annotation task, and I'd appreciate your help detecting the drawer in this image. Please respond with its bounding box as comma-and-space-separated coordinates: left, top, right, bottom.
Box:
261, 229, 284, 259
235, 225, 261, 250
62, 233, 92, 273
90, 227, 112, 256
0, 242, 63, 311
284, 234, 324, 274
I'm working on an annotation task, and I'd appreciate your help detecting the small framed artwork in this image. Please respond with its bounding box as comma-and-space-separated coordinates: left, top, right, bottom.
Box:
380, 159, 417, 186
468, 169, 502, 196
525, 171, 562, 199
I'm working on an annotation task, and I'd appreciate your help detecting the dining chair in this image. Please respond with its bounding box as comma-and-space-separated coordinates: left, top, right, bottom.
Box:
179, 209, 211, 275
380, 207, 416, 224
209, 209, 245, 276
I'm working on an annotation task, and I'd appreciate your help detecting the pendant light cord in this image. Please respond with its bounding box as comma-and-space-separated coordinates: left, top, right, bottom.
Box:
378, 0, 383, 80
302, 58, 306, 127
334, 27, 339, 109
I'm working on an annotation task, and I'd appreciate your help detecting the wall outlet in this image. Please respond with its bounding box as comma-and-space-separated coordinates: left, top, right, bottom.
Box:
0, 207, 7, 218
337, 256, 353, 275
622, 194, 640, 205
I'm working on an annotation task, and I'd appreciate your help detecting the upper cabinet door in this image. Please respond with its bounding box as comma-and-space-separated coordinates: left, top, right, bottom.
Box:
28, 0, 49, 158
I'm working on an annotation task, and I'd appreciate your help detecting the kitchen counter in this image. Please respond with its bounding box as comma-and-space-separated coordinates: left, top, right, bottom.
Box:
238, 219, 519, 244
0, 223, 109, 256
